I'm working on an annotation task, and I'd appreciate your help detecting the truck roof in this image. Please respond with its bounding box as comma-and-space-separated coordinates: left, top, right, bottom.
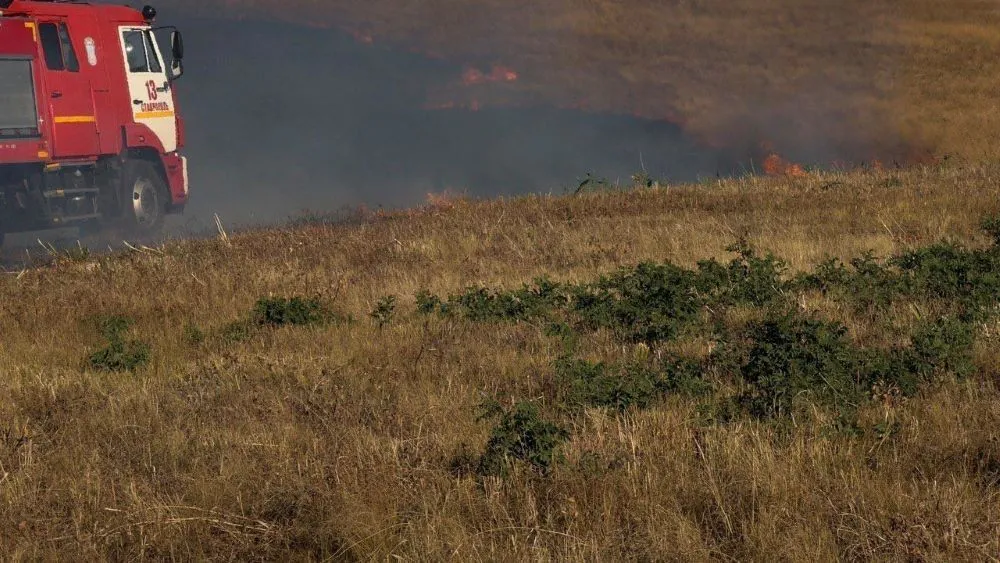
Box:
0, 1, 146, 24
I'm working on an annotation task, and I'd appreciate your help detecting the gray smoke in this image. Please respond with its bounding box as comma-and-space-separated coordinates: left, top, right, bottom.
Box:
170, 17, 737, 230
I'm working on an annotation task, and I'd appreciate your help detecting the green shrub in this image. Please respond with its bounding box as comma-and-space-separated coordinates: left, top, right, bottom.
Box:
718, 240, 787, 306
847, 252, 906, 312
893, 243, 1000, 319
658, 356, 713, 396
719, 312, 974, 421
574, 172, 613, 194
88, 339, 150, 372
906, 316, 975, 379
855, 348, 919, 397
791, 252, 903, 313
572, 262, 705, 343
252, 296, 326, 327
95, 315, 132, 340
438, 243, 787, 342
556, 354, 710, 412
371, 295, 397, 328
738, 312, 864, 419
453, 277, 567, 322
86, 315, 151, 372
791, 235, 1000, 319
477, 401, 569, 476
183, 323, 205, 345
568, 245, 787, 343
447, 229, 997, 430
556, 357, 659, 412
792, 257, 851, 294
415, 290, 442, 315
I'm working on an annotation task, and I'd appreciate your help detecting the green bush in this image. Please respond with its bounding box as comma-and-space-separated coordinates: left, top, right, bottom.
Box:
572, 262, 706, 343
86, 315, 151, 372
477, 401, 569, 476
88, 339, 151, 372
182, 323, 205, 345
371, 295, 397, 328
791, 252, 903, 313
252, 296, 326, 327
556, 357, 659, 412
729, 311, 973, 421
794, 237, 1000, 320
440, 243, 787, 342
717, 240, 787, 306
415, 290, 442, 315
792, 257, 850, 294
738, 312, 863, 419
447, 226, 1000, 430
556, 354, 710, 412
893, 243, 1000, 319
453, 277, 567, 322
854, 348, 919, 397
658, 356, 713, 396
906, 316, 975, 379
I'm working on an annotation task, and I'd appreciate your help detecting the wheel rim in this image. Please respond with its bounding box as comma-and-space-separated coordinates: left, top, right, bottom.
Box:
131, 177, 160, 226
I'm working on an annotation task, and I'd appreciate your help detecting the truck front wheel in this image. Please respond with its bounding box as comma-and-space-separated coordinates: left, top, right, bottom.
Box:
119, 160, 167, 235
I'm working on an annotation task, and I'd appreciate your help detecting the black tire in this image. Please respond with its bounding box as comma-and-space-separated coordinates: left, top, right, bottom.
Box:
119, 160, 167, 236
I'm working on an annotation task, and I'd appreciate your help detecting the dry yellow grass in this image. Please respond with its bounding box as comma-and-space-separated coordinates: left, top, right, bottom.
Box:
2, 164, 1000, 559
175, 0, 1000, 161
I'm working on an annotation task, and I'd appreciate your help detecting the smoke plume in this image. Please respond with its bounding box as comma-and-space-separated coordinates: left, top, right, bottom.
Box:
170, 16, 740, 229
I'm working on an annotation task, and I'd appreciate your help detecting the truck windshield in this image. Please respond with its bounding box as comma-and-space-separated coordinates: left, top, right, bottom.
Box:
0, 58, 39, 136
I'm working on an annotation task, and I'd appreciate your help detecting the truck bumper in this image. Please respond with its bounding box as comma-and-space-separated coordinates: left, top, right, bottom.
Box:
162, 152, 189, 209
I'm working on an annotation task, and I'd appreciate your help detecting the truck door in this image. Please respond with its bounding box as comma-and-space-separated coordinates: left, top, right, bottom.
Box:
118, 27, 176, 153
36, 20, 100, 158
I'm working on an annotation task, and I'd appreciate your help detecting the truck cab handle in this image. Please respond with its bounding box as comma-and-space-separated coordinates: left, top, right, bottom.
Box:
51, 91, 62, 98
133, 99, 143, 105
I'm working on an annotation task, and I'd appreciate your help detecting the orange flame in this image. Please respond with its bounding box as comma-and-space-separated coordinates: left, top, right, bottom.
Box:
462, 64, 519, 86
762, 152, 807, 177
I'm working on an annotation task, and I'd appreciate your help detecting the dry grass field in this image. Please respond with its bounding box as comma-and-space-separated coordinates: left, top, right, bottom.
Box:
178, 0, 1000, 162
4, 1, 1000, 559
3, 163, 1000, 559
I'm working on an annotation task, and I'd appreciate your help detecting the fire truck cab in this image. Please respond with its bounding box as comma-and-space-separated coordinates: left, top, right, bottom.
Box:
0, 0, 187, 243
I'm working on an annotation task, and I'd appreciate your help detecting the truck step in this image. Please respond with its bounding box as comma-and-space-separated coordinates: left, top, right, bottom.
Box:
42, 188, 100, 199
50, 213, 101, 225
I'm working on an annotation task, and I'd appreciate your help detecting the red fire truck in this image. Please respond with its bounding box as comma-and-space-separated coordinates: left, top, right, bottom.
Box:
0, 0, 186, 243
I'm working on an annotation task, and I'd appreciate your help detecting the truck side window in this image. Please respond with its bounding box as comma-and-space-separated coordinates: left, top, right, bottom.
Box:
143, 31, 162, 73
57, 24, 80, 72
38, 23, 80, 72
39, 23, 64, 71
123, 30, 149, 73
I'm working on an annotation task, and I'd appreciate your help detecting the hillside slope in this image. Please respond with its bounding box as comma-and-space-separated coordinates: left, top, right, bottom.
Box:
2, 165, 1000, 558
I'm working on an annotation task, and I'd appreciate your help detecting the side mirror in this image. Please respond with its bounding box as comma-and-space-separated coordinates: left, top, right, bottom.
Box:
170, 59, 184, 80
170, 30, 184, 61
